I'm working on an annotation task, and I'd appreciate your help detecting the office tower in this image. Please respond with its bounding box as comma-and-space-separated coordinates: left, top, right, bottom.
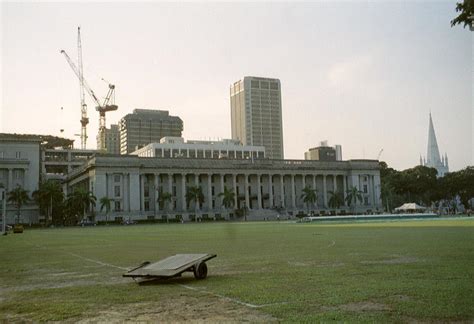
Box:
230, 76, 284, 159
119, 109, 183, 154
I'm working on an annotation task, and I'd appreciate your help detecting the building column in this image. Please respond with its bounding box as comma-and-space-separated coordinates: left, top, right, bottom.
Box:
194, 174, 200, 210
244, 174, 250, 209
129, 172, 140, 212
232, 174, 238, 208
268, 174, 273, 208
154, 173, 160, 212
291, 174, 296, 209
181, 173, 187, 211
312, 175, 317, 208
322, 175, 327, 208
333, 175, 337, 192
122, 173, 129, 212
207, 173, 212, 211
168, 173, 173, 211
140, 174, 145, 212
280, 175, 285, 208
7, 168, 13, 191
220, 174, 225, 209
257, 174, 262, 209
343, 175, 347, 206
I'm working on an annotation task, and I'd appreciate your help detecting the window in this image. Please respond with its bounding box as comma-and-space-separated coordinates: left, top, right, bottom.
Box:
363, 184, 368, 193
15, 152, 21, 159
364, 197, 369, 206
114, 174, 121, 183
251, 80, 259, 89
144, 201, 150, 211
114, 201, 121, 211
114, 185, 121, 197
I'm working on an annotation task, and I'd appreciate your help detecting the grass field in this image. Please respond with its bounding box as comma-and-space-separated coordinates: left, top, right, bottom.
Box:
1, 218, 473, 322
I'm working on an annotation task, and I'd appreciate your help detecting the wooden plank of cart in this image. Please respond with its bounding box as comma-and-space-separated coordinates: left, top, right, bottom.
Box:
123, 253, 217, 282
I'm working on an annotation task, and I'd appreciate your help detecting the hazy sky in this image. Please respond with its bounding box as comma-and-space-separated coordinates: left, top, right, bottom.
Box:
1, 1, 472, 171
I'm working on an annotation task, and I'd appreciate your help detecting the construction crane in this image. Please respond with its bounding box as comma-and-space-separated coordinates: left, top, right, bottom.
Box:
60, 27, 118, 150
377, 148, 384, 160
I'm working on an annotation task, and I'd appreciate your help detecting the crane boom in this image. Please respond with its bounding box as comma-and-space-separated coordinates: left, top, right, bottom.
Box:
61, 27, 118, 151
60, 50, 101, 107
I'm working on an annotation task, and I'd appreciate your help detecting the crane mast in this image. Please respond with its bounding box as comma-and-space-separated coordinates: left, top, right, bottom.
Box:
78, 27, 88, 149
60, 27, 118, 151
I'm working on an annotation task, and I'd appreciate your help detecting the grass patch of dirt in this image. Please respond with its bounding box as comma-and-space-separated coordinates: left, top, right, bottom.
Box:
76, 294, 277, 323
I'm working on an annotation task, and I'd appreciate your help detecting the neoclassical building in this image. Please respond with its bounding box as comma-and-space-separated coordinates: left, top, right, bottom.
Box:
66, 155, 382, 221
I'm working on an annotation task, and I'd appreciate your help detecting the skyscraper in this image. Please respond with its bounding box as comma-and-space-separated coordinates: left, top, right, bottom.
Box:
119, 109, 183, 154
230, 76, 284, 159
420, 113, 449, 177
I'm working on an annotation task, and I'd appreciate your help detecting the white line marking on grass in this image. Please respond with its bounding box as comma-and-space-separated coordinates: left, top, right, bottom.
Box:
327, 240, 336, 248
31, 243, 127, 271
177, 284, 287, 309
67, 253, 128, 270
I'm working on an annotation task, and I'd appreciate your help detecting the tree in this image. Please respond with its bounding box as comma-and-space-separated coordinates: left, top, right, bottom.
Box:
328, 190, 344, 215
346, 186, 363, 214
451, 0, 474, 28
186, 186, 204, 222
157, 188, 172, 211
99, 197, 112, 224
218, 186, 235, 213
66, 188, 96, 222
8, 186, 30, 224
300, 186, 317, 215
32, 180, 64, 226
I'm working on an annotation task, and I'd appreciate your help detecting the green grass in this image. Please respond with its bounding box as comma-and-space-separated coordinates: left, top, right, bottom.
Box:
1, 218, 473, 322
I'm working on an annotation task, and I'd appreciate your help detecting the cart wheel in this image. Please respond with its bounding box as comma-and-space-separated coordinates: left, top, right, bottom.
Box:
193, 262, 208, 279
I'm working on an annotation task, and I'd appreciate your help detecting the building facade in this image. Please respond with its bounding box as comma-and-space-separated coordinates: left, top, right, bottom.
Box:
132, 137, 265, 160
420, 113, 449, 177
97, 124, 120, 154
42, 148, 97, 181
65, 156, 382, 222
230, 77, 284, 159
119, 109, 183, 154
0, 134, 41, 223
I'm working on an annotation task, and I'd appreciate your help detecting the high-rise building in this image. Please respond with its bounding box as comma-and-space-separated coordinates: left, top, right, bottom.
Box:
420, 113, 449, 177
119, 109, 183, 154
304, 141, 342, 161
97, 124, 120, 154
230, 76, 284, 159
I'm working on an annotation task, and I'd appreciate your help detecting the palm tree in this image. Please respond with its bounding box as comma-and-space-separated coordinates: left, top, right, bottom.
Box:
100, 197, 112, 224
218, 186, 235, 216
157, 188, 172, 211
68, 188, 96, 222
8, 186, 30, 224
328, 190, 344, 215
186, 186, 204, 222
300, 186, 318, 215
346, 186, 363, 214
33, 180, 64, 226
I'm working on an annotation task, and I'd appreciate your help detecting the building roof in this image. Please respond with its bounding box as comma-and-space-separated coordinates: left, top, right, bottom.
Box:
0, 133, 74, 148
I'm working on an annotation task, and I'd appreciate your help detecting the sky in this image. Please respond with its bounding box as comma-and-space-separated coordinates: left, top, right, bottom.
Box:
1, 1, 472, 171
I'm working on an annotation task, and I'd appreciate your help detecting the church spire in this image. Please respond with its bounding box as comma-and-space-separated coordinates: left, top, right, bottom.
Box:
427, 113, 442, 167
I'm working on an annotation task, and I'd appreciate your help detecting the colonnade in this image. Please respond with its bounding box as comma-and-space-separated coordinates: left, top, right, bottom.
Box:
93, 170, 381, 215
